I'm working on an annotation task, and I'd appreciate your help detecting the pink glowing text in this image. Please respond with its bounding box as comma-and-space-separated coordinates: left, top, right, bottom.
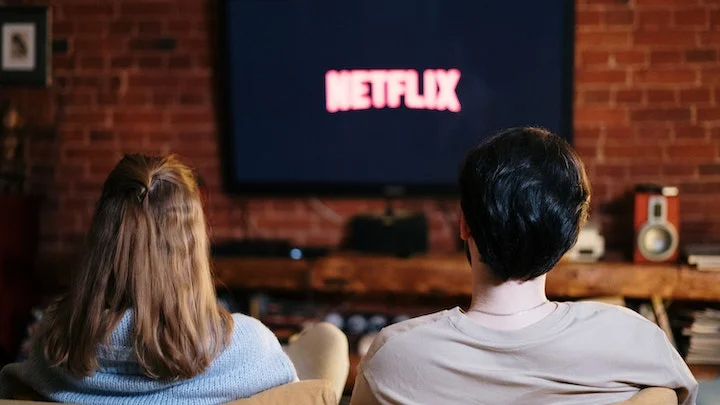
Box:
325, 69, 461, 113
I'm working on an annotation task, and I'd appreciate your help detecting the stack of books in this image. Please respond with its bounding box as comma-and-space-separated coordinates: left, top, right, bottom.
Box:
678, 308, 720, 365
685, 244, 720, 271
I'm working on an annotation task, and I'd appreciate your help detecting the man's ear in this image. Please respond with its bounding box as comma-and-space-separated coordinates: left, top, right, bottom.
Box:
459, 211, 471, 241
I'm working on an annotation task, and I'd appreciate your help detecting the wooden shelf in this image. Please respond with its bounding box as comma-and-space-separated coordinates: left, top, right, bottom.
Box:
214, 254, 720, 301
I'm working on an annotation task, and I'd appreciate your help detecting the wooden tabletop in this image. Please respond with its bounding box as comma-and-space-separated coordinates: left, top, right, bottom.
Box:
213, 254, 720, 301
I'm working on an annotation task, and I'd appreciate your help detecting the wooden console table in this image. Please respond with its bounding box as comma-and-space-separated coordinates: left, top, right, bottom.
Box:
214, 254, 720, 301
214, 254, 720, 388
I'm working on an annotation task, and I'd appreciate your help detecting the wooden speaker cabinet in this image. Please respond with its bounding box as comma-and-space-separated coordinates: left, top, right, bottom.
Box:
0, 195, 39, 366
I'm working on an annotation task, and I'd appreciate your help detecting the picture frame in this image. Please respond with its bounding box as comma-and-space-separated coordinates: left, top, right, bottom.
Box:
0, 6, 51, 87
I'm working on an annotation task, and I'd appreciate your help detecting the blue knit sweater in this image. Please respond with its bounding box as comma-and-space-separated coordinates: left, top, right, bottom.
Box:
0, 313, 298, 404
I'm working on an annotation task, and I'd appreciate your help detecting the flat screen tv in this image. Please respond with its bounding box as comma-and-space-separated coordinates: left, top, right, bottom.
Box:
219, 0, 574, 196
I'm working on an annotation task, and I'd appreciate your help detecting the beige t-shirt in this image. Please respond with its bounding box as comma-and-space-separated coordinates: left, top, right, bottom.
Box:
351, 302, 698, 405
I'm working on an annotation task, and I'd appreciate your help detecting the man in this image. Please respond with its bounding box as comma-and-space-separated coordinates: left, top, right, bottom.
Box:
350, 127, 697, 404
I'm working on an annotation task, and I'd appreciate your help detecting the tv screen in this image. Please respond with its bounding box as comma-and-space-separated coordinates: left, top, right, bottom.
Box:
220, 0, 574, 196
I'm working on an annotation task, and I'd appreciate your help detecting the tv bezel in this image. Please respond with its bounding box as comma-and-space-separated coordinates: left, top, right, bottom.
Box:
216, 0, 575, 197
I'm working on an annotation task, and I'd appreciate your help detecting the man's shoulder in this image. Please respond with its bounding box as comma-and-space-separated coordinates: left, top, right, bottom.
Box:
566, 301, 663, 335
363, 308, 457, 362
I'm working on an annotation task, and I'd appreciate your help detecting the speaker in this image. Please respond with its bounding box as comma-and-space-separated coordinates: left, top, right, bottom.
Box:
633, 185, 680, 263
345, 212, 428, 257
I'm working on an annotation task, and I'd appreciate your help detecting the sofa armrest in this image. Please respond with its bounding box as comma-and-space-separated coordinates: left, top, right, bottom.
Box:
225, 380, 336, 405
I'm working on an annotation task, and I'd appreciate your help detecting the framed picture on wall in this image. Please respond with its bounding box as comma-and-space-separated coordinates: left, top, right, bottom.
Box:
0, 7, 51, 87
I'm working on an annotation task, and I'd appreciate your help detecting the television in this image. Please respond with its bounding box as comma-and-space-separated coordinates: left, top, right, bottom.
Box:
219, 0, 574, 196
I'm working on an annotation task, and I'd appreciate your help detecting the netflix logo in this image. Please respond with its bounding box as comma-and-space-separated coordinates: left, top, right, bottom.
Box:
325, 69, 461, 113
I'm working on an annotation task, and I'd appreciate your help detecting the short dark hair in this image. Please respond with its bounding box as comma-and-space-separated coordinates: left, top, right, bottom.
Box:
459, 127, 590, 281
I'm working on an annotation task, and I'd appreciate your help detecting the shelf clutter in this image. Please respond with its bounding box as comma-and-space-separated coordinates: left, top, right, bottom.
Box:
213, 253, 720, 300
677, 308, 720, 366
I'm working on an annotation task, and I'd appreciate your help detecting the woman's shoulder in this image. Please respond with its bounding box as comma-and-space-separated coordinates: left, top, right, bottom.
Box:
219, 314, 297, 382
230, 313, 276, 339
225, 314, 285, 355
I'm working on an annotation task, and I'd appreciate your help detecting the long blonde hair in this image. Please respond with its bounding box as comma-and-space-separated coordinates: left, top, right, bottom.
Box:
41, 154, 232, 380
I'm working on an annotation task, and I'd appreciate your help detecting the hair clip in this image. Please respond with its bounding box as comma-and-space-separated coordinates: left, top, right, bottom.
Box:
136, 186, 147, 204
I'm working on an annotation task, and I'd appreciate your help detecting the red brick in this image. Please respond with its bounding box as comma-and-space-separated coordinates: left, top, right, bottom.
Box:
646, 89, 676, 103
152, 92, 177, 106
701, 67, 720, 83
630, 108, 691, 122
575, 145, 598, 159
128, 74, 181, 88
615, 89, 643, 103
636, 0, 701, 4
712, 10, 720, 27
680, 88, 711, 103
614, 51, 646, 65
62, 92, 95, 106
114, 110, 166, 125
685, 49, 717, 63
649, 51, 683, 65
595, 165, 628, 178
605, 126, 636, 139
633, 70, 696, 84
78, 56, 105, 70
65, 148, 118, 162
138, 21, 163, 35
698, 107, 720, 121
169, 56, 192, 69
700, 32, 720, 46
98, 93, 119, 106
577, 11, 602, 26
575, 108, 627, 125
54, 22, 75, 36
637, 10, 672, 27
574, 127, 602, 141
167, 20, 193, 34
58, 129, 87, 142
62, 3, 114, 17
65, 110, 109, 125
605, 10, 634, 25
175, 3, 207, 15
636, 125, 672, 139
700, 164, 720, 175
674, 125, 707, 139
111, 56, 133, 69
583, 90, 611, 104
634, 31, 697, 46
120, 2, 174, 16
120, 92, 151, 105
576, 32, 630, 47
53, 55, 75, 71
76, 21, 108, 36
664, 165, 696, 176
667, 144, 716, 160
576, 70, 627, 84
90, 130, 115, 142
179, 93, 206, 105
585, 0, 630, 3
109, 22, 134, 35
170, 110, 215, 125
137, 56, 164, 69
674, 9, 708, 26
630, 164, 662, 177
604, 144, 663, 160
711, 127, 720, 140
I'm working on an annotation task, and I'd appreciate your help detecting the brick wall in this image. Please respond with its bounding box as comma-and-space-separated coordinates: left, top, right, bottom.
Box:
4, 0, 720, 255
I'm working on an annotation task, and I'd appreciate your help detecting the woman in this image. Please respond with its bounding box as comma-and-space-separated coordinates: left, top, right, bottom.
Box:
0, 154, 297, 404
